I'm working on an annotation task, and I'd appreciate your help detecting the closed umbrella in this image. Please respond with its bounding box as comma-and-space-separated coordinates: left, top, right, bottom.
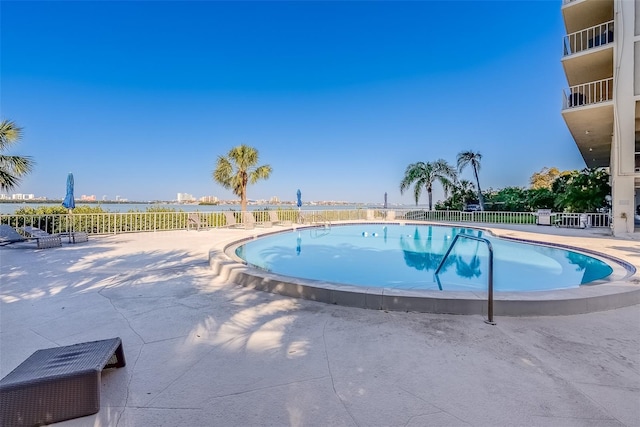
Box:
62, 173, 75, 211
296, 189, 302, 223
384, 192, 388, 209
62, 173, 75, 242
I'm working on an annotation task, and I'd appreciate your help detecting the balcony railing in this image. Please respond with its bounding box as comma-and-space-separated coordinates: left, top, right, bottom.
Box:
563, 20, 614, 56
562, 78, 613, 110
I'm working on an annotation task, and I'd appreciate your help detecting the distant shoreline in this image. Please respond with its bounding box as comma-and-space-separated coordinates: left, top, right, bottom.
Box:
0, 199, 376, 206
0, 201, 420, 215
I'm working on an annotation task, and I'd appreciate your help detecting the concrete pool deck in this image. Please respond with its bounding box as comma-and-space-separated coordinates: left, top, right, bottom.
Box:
1, 223, 639, 426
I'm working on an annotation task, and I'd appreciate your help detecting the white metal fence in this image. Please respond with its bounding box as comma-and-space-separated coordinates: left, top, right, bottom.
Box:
0, 209, 612, 236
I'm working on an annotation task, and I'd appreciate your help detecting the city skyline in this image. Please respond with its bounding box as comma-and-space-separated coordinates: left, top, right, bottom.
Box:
2, 1, 586, 205
0, 190, 357, 205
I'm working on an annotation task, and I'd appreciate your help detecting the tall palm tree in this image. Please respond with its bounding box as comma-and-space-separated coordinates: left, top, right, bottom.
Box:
213, 144, 272, 212
400, 159, 457, 210
457, 150, 484, 211
0, 119, 34, 192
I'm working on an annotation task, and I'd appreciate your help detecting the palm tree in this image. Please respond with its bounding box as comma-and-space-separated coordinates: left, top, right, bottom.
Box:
213, 144, 272, 212
456, 179, 476, 203
400, 159, 457, 210
457, 150, 484, 211
0, 119, 34, 192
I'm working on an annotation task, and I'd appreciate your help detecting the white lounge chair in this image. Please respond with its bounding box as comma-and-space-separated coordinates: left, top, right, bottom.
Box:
187, 213, 202, 231
268, 211, 292, 226
249, 212, 272, 228
223, 211, 255, 230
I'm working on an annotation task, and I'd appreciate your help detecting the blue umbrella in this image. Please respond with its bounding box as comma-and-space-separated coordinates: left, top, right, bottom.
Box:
62, 173, 75, 210
296, 189, 302, 208
62, 173, 75, 242
384, 192, 388, 209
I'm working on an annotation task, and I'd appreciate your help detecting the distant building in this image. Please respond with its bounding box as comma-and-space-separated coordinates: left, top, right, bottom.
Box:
177, 193, 195, 202
11, 194, 34, 200
80, 195, 96, 201
270, 196, 279, 204
200, 195, 218, 203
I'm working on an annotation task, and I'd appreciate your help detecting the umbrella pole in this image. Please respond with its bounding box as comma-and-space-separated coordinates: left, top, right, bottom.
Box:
68, 209, 72, 243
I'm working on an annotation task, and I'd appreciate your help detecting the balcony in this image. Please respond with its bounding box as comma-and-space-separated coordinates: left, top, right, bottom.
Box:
562, 78, 613, 110
561, 77, 614, 167
563, 20, 614, 56
562, 0, 613, 36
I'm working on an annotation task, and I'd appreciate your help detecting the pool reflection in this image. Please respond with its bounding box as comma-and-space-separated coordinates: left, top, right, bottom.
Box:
400, 227, 484, 280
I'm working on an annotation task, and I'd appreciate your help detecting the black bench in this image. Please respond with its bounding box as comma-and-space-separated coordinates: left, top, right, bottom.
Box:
0, 337, 125, 426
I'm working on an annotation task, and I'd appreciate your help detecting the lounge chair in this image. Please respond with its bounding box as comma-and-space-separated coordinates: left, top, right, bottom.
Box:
269, 211, 292, 226
21, 226, 65, 248
25, 226, 87, 245
0, 225, 61, 249
222, 211, 239, 228
223, 211, 255, 230
187, 213, 202, 231
249, 212, 272, 228
0, 224, 27, 246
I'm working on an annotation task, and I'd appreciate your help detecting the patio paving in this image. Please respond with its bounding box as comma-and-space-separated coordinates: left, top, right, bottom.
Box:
1, 224, 639, 426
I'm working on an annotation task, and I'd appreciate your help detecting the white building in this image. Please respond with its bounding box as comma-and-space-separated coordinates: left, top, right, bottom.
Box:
11, 194, 34, 200
177, 193, 195, 202
560, 0, 639, 236
199, 195, 218, 203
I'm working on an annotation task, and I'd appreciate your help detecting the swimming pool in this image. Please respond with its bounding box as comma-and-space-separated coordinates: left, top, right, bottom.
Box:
234, 224, 614, 292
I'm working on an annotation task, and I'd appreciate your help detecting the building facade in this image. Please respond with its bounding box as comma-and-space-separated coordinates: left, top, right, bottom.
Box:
560, 0, 639, 236
177, 193, 195, 203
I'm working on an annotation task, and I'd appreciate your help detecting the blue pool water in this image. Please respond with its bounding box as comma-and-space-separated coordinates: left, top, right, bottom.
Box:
235, 224, 614, 292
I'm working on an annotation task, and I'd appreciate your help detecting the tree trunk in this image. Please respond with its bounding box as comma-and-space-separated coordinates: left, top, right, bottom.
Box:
473, 167, 485, 211
240, 187, 247, 212
427, 188, 433, 211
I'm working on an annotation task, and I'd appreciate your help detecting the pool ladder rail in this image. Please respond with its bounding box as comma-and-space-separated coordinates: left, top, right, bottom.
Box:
309, 221, 331, 238
434, 234, 496, 325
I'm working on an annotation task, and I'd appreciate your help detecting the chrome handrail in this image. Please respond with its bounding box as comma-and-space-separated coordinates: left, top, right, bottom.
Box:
434, 234, 496, 325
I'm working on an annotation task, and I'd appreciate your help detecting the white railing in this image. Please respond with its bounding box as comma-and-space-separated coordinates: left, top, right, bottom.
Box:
563, 20, 614, 56
562, 77, 613, 110
0, 209, 612, 236
552, 212, 611, 228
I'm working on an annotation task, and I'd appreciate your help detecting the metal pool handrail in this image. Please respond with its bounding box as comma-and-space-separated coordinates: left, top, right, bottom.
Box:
435, 234, 496, 325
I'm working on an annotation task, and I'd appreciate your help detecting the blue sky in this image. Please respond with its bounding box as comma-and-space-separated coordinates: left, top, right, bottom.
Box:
1, 1, 585, 204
